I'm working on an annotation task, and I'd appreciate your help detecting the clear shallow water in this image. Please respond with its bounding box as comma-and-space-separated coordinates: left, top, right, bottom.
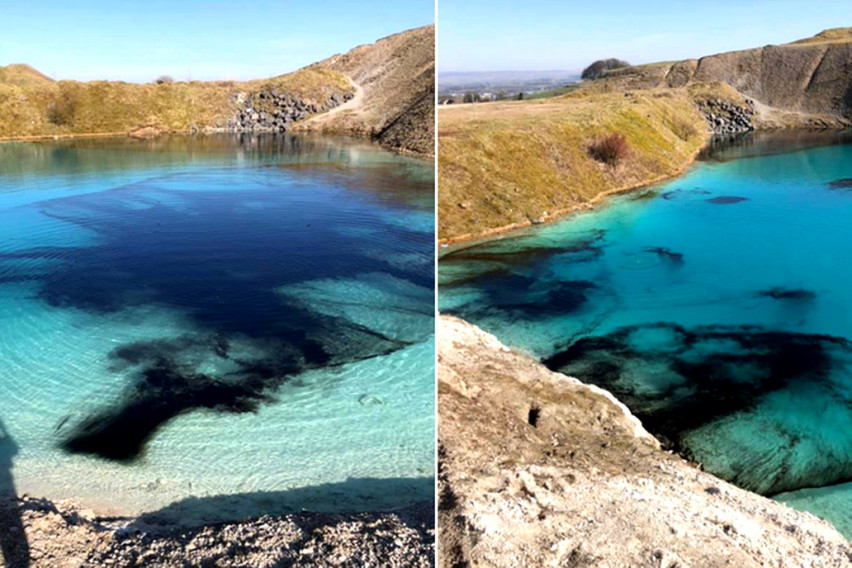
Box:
0, 134, 434, 521
440, 132, 852, 537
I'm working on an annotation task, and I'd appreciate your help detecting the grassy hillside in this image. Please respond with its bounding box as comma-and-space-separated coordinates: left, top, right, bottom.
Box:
790, 27, 852, 45
439, 28, 852, 241
0, 65, 353, 139
438, 87, 710, 241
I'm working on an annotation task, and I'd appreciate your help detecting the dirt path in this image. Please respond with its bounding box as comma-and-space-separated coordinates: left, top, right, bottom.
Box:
303, 75, 364, 127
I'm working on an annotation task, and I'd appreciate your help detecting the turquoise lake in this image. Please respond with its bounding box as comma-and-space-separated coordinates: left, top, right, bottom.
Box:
0, 134, 434, 523
440, 131, 852, 538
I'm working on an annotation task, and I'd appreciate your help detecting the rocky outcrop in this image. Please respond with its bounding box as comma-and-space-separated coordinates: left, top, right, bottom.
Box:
438, 315, 852, 568
591, 29, 852, 129
0, 496, 433, 567
227, 89, 354, 132
696, 97, 755, 134
299, 25, 435, 156
668, 30, 852, 123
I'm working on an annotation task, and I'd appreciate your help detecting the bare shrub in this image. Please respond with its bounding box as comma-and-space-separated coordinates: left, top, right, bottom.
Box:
46, 91, 76, 126
588, 134, 629, 166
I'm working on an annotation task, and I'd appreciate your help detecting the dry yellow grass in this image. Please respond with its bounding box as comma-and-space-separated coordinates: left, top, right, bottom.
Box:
789, 27, 852, 45
438, 87, 713, 241
0, 66, 352, 138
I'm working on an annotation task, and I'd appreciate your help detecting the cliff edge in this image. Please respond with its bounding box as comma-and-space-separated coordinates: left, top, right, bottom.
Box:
438, 314, 852, 567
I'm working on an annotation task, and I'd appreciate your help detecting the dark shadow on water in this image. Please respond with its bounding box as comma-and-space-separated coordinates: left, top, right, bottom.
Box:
697, 129, 852, 162
59, 328, 410, 462
543, 322, 852, 494
705, 196, 749, 205
0, 419, 28, 567
543, 322, 846, 445
127, 476, 436, 529
1, 159, 433, 463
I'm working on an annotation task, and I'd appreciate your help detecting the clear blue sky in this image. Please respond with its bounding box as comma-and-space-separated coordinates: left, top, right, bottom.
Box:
439, 0, 852, 72
0, 0, 433, 82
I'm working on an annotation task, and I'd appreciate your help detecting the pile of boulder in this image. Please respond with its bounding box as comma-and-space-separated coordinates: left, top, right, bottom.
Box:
697, 97, 755, 134
227, 90, 354, 132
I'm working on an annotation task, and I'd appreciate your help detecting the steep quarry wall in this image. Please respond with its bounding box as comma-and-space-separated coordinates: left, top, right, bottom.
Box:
666, 40, 852, 120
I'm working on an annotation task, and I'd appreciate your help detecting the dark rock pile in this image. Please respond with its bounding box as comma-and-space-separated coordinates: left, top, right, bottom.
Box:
227, 90, 354, 132
697, 98, 755, 134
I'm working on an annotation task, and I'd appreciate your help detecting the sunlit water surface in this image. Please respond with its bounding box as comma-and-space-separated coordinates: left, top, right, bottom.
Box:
440, 131, 852, 537
0, 134, 434, 522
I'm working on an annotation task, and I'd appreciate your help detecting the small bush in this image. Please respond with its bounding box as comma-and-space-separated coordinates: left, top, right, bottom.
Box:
155, 75, 174, 85
581, 58, 630, 80
46, 92, 76, 126
589, 134, 629, 166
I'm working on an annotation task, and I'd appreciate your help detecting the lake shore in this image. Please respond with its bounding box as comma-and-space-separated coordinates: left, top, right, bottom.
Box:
0, 495, 434, 567
438, 140, 706, 248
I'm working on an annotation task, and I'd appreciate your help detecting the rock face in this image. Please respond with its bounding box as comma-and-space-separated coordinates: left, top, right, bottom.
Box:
696, 97, 755, 134
0, 496, 433, 567
438, 314, 852, 568
300, 25, 435, 156
667, 30, 852, 121
227, 89, 354, 132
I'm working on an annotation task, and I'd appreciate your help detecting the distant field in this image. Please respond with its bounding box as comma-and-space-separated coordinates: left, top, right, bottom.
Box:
438, 70, 580, 96
527, 84, 580, 99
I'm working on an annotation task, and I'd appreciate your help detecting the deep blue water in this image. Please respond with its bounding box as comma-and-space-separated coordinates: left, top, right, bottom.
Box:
439, 131, 852, 537
0, 134, 434, 519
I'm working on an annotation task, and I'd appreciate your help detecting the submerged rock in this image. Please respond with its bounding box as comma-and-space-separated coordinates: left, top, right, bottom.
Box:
759, 287, 817, 301
543, 321, 852, 496
828, 178, 852, 189
660, 188, 711, 200
644, 246, 684, 265
706, 195, 750, 204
